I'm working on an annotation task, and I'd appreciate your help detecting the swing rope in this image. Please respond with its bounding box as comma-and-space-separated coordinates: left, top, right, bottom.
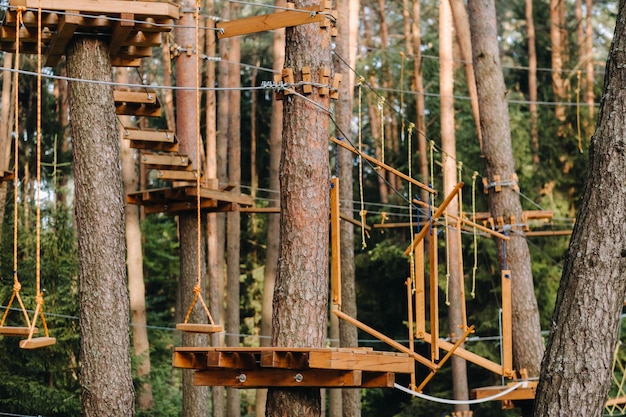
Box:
181, 1, 215, 327
443, 152, 450, 306
407, 122, 415, 290
0, 7, 32, 332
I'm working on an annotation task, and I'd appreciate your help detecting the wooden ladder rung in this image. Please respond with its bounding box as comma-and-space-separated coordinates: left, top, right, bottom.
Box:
156, 170, 200, 182
19, 336, 56, 349
0, 326, 36, 336
176, 323, 223, 334
141, 153, 191, 170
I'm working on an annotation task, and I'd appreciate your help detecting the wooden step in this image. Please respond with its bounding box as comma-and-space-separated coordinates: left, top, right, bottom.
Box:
0, 326, 37, 336
142, 153, 191, 170
156, 170, 201, 182
19, 336, 57, 349
114, 90, 161, 117
176, 323, 223, 334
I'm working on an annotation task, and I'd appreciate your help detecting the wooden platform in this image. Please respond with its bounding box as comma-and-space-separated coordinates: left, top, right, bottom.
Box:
127, 185, 254, 214
0, 0, 179, 66
471, 381, 538, 402
172, 347, 414, 388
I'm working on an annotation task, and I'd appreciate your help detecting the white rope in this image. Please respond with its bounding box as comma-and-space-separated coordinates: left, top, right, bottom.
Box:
394, 381, 527, 405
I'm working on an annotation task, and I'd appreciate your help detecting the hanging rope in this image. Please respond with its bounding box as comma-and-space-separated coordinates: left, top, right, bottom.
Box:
358, 77, 367, 249
0, 6, 32, 332
407, 122, 415, 292
471, 171, 478, 298
429, 140, 435, 205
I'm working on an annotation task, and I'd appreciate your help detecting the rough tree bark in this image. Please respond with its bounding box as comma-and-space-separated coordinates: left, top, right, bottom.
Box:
255, 2, 285, 414
534, 2, 626, 414
265, 0, 332, 414
66, 37, 135, 417
174, 4, 210, 417
468, 0, 544, 384
334, 0, 361, 416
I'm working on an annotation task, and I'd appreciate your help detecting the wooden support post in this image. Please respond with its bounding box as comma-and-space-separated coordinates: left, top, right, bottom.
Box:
414, 237, 425, 338
404, 182, 463, 256
430, 225, 439, 361
406, 277, 416, 390
333, 309, 437, 370
501, 270, 513, 376
330, 177, 341, 309
457, 224, 467, 329
330, 137, 436, 195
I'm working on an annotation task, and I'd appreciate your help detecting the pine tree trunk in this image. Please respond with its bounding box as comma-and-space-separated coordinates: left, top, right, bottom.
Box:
118, 69, 154, 411
66, 37, 135, 417
525, 0, 539, 165
0, 52, 13, 234
255, 4, 285, 413
584, 0, 595, 120
468, 0, 544, 380
266, 1, 332, 414
550, 0, 567, 125
335, 0, 361, 415
534, 2, 626, 413
175, 4, 210, 417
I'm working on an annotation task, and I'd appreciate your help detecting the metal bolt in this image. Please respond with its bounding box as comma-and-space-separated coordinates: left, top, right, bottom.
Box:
237, 374, 247, 383
294, 373, 303, 383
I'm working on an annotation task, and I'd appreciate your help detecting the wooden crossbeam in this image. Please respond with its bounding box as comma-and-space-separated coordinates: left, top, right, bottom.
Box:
471, 381, 537, 401
11, 0, 180, 20
109, 13, 135, 56
185, 186, 254, 206
122, 126, 176, 143
141, 153, 190, 170
216, 2, 332, 39
156, 170, 199, 181
45, 12, 80, 67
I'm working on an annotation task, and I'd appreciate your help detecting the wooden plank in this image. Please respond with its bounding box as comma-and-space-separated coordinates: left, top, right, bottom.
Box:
194, 368, 363, 388
141, 153, 190, 169
114, 90, 158, 105
339, 213, 372, 231
260, 351, 310, 369
330, 177, 341, 308
308, 350, 414, 373
524, 230, 572, 237
109, 13, 134, 56
472, 210, 554, 221
361, 372, 395, 388
19, 336, 56, 349
471, 381, 537, 401
501, 270, 513, 376
123, 31, 162, 48
414, 238, 425, 338
45, 12, 80, 67
172, 351, 208, 369
206, 351, 258, 369
185, 186, 255, 206
421, 331, 508, 377
216, 4, 329, 39
176, 323, 223, 334
429, 226, 439, 361
0, 326, 36, 336
156, 170, 200, 181
123, 127, 176, 142
12, 0, 180, 19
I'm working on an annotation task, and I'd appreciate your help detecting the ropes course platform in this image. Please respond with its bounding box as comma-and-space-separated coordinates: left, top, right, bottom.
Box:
0, 0, 179, 67
172, 347, 414, 388
127, 185, 254, 214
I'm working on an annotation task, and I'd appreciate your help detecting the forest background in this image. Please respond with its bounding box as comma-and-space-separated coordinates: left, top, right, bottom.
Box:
0, 0, 621, 416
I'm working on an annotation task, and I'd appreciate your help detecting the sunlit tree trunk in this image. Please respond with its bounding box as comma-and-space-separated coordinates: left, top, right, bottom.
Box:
265, 0, 332, 414
67, 37, 135, 417
118, 69, 154, 411
526, 0, 539, 165
468, 0, 545, 392
0, 53, 13, 233
585, 0, 595, 120
550, 0, 567, 126
534, 3, 626, 414
175, 4, 210, 417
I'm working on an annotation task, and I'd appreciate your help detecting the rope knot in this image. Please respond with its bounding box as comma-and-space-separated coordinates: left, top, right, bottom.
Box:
13, 282, 21, 292
193, 284, 202, 295
35, 292, 44, 306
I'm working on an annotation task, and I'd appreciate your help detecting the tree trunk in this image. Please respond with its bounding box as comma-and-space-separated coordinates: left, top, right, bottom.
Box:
118, 69, 154, 411
468, 0, 544, 381
534, 2, 626, 414
0, 52, 13, 234
66, 37, 135, 417
226, 3, 242, 414
585, 0, 595, 120
255, 2, 285, 414
175, 4, 210, 417
335, 0, 361, 416
440, 0, 470, 412
550, 0, 567, 125
448, 0, 482, 149
525, 0, 539, 165
266, 1, 332, 414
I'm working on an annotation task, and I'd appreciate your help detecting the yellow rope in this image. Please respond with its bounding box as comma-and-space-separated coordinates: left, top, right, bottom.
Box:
407, 122, 415, 289
457, 162, 463, 214
358, 77, 367, 249
429, 140, 435, 205
471, 171, 479, 298
443, 153, 450, 306
378, 97, 385, 166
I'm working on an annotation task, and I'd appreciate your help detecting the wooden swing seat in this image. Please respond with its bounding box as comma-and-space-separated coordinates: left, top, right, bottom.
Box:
19, 336, 56, 349
0, 326, 37, 336
176, 323, 223, 334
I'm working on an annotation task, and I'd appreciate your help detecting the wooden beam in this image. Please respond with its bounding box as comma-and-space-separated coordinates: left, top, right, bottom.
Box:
141, 153, 190, 169
404, 182, 464, 256
122, 126, 176, 143
19, 336, 56, 349
330, 177, 341, 308
45, 11, 80, 67
307, 350, 414, 373
109, 13, 134, 56
156, 169, 199, 182
340, 213, 372, 231
471, 210, 554, 221
471, 381, 537, 401
333, 309, 437, 370
185, 186, 255, 206
0, 326, 36, 336
501, 270, 513, 376
429, 226, 439, 361
216, 3, 330, 39
12, 0, 180, 19
331, 137, 436, 195
194, 368, 364, 388
414, 238, 425, 338
176, 323, 223, 334
524, 230, 572, 237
